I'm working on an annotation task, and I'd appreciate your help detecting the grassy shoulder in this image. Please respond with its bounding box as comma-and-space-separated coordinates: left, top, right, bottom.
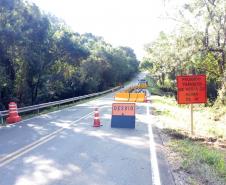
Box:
147, 76, 226, 184
147, 75, 226, 139
167, 137, 226, 185
146, 76, 226, 139
154, 97, 226, 184
151, 95, 226, 139
170, 139, 226, 177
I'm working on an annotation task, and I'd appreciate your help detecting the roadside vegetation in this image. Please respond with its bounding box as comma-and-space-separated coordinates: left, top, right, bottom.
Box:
147, 75, 226, 139
147, 76, 226, 184
0, 0, 139, 110
143, 2, 226, 182
13, 92, 108, 122
169, 138, 226, 185
142, 0, 225, 107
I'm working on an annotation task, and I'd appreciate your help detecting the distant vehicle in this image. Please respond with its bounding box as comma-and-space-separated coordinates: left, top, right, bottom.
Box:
138, 79, 148, 89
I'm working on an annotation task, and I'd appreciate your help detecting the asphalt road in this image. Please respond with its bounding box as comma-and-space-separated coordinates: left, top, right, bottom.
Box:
0, 74, 175, 185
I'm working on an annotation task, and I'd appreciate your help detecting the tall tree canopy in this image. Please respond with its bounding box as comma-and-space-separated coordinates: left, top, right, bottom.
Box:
142, 0, 225, 104
0, 0, 139, 110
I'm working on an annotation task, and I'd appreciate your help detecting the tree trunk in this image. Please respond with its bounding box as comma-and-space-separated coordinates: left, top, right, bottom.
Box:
219, 51, 226, 104
158, 75, 162, 85
33, 74, 41, 104
161, 73, 165, 86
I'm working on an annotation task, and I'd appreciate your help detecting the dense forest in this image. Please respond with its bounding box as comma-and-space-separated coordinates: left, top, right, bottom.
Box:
0, 0, 139, 110
142, 0, 225, 106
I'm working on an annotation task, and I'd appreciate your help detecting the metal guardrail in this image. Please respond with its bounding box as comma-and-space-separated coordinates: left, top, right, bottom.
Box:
0, 86, 121, 123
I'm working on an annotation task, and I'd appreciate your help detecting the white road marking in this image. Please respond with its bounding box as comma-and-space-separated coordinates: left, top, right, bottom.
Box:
0, 134, 57, 168
147, 104, 161, 185
0, 111, 94, 167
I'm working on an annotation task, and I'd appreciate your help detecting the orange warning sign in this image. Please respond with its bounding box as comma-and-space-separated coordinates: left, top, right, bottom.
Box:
112, 103, 135, 116
177, 75, 207, 104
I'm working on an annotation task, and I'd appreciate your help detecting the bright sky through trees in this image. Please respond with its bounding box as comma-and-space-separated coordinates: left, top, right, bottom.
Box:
28, 0, 174, 59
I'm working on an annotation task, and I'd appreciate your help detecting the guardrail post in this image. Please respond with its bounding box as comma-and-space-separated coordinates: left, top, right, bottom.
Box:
37, 109, 40, 115
0, 112, 3, 125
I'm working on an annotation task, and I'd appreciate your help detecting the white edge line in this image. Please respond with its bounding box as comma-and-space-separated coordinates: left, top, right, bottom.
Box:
147, 104, 161, 185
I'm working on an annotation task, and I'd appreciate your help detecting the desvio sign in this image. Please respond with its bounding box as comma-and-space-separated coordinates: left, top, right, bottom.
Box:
177, 75, 207, 104
112, 103, 135, 116
111, 103, 135, 128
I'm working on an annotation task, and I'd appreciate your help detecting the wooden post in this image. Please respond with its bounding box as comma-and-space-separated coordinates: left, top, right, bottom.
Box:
191, 104, 194, 135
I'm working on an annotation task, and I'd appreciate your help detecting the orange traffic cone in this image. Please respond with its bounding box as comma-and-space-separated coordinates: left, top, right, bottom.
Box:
6, 102, 21, 124
93, 108, 102, 127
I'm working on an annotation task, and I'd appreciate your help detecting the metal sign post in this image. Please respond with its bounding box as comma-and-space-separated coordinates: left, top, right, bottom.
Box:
190, 104, 194, 135
0, 112, 3, 125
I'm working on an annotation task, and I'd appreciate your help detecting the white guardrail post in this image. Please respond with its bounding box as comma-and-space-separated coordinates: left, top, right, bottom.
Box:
0, 86, 121, 123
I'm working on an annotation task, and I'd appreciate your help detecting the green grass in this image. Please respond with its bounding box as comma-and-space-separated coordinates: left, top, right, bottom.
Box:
152, 96, 177, 106
150, 90, 226, 138
154, 109, 172, 117
169, 139, 226, 181
212, 105, 226, 121
208, 127, 224, 139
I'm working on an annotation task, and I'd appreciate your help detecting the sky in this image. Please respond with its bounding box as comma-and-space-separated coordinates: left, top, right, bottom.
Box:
29, 0, 176, 60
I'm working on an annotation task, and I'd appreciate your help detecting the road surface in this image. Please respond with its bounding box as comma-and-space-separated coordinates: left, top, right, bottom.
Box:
0, 74, 175, 185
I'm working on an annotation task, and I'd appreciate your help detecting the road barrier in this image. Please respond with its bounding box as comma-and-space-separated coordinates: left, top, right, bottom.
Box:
136, 93, 146, 102
115, 81, 148, 103
128, 93, 138, 102
114, 92, 130, 101
0, 86, 121, 124
114, 92, 146, 102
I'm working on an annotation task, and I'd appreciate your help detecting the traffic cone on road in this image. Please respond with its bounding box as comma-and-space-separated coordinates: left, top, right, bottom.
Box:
93, 108, 102, 127
6, 102, 21, 124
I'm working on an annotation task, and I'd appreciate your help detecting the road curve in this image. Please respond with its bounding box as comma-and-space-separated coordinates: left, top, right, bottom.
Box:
0, 74, 175, 185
